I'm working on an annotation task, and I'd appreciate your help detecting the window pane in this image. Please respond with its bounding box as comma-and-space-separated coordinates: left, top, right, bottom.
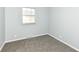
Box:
22, 8, 35, 15
23, 16, 35, 24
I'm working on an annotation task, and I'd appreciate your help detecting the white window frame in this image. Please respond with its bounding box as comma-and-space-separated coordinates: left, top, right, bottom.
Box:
22, 8, 35, 24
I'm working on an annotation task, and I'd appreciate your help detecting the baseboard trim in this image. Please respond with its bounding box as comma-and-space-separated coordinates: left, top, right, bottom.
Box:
5, 33, 48, 43
48, 34, 79, 52
1, 33, 79, 52
0, 33, 48, 51
0, 42, 6, 51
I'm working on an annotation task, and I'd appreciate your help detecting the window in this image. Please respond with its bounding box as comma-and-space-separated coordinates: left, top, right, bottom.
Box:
22, 8, 35, 24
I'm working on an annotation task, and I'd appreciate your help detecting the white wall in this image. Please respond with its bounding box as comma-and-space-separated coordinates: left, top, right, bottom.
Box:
0, 8, 5, 48
5, 7, 49, 42
49, 7, 79, 49
4, 7, 79, 50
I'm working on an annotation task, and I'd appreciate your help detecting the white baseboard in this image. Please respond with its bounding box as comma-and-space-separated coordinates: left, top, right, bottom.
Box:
1, 33, 79, 52
0, 33, 48, 51
48, 34, 79, 52
0, 42, 6, 51
5, 33, 48, 43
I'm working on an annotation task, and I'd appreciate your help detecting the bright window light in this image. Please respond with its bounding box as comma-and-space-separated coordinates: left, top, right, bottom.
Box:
22, 8, 35, 24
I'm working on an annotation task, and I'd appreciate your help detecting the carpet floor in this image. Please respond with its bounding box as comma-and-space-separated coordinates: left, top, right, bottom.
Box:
1, 35, 77, 52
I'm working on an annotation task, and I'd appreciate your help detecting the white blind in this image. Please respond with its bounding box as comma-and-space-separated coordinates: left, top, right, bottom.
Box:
22, 8, 35, 24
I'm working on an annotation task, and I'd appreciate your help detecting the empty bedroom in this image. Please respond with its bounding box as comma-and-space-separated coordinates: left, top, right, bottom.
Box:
0, 7, 79, 52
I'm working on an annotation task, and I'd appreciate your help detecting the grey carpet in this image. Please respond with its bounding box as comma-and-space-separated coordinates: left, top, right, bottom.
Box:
1, 35, 77, 52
